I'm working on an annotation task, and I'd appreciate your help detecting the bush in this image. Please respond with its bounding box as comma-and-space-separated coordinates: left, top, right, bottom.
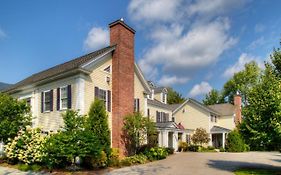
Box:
136, 144, 153, 154
108, 148, 120, 167
18, 164, 30, 171
188, 145, 200, 152
165, 147, 175, 155
191, 128, 210, 146
178, 141, 188, 152
207, 146, 215, 150
5, 127, 46, 165
226, 130, 248, 152
120, 154, 147, 166
143, 147, 168, 161
200, 146, 216, 152
219, 147, 225, 152
30, 164, 42, 172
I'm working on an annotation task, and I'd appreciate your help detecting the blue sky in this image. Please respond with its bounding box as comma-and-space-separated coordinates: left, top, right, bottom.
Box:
0, 0, 280, 100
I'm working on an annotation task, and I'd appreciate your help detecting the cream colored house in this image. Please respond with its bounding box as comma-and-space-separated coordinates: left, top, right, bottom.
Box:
3, 19, 241, 152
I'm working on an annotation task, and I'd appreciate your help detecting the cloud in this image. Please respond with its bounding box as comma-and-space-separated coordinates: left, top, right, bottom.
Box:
223, 53, 264, 78
139, 18, 237, 77
248, 37, 265, 50
158, 75, 189, 86
189, 81, 212, 97
0, 28, 6, 39
83, 27, 109, 51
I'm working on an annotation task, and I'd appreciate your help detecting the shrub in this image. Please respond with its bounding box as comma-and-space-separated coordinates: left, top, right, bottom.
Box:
200, 146, 216, 152
178, 141, 188, 152
30, 164, 42, 172
143, 147, 168, 161
207, 146, 215, 150
188, 145, 200, 152
226, 130, 248, 152
18, 164, 30, 171
191, 128, 210, 146
219, 147, 225, 152
120, 154, 147, 166
165, 147, 175, 155
108, 148, 120, 167
5, 127, 46, 165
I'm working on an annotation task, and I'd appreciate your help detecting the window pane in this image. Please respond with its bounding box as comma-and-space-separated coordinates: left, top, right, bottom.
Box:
45, 102, 50, 111
45, 91, 50, 102
62, 99, 68, 109
61, 87, 67, 98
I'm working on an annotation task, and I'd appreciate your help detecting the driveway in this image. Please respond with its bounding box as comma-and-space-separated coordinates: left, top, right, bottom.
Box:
107, 152, 281, 175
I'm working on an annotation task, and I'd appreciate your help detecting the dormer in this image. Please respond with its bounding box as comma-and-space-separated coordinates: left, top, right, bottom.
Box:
160, 88, 168, 104
147, 89, 154, 100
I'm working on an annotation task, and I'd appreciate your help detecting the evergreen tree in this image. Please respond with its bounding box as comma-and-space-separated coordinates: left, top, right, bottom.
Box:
167, 87, 185, 104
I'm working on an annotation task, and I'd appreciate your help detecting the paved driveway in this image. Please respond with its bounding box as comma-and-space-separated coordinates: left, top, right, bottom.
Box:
107, 152, 281, 175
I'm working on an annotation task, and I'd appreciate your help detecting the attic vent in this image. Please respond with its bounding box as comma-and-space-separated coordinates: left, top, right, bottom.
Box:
104, 66, 111, 73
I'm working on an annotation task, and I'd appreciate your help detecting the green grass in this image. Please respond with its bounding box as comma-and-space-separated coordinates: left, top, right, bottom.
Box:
235, 168, 281, 175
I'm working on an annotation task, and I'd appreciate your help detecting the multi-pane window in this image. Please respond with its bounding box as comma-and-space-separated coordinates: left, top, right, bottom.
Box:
44, 91, 51, 112
25, 97, 31, 106
134, 98, 140, 112
156, 111, 169, 122
211, 115, 217, 123
162, 92, 166, 103
60, 86, 68, 109
95, 87, 111, 112
98, 89, 107, 107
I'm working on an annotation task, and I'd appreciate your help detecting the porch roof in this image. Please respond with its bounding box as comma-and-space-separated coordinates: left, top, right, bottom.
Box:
210, 126, 231, 133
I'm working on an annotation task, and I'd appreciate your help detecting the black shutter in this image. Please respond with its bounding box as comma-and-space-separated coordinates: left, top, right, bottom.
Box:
57, 88, 60, 111
156, 111, 160, 122
107, 90, 111, 112
67, 85, 72, 109
147, 109, 150, 117
50, 90, 53, 111
95, 87, 99, 99
41, 92, 44, 113
137, 99, 140, 112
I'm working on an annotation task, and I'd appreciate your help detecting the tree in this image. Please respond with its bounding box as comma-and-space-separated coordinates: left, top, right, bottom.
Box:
62, 110, 85, 132
167, 87, 185, 104
240, 64, 281, 151
0, 93, 31, 143
86, 100, 111, 156
222, 61, 260, 105
191, 128, 210, 146
123, 112, 157, 155
271, 40, 281, 76
202, 89, 224, 105
225, 130, 248, 152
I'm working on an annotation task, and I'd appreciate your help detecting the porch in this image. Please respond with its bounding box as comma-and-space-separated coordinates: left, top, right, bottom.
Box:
210, 126, 231, 149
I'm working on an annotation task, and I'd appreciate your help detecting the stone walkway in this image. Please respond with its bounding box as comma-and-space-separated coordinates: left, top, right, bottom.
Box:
0, 166, 49, 175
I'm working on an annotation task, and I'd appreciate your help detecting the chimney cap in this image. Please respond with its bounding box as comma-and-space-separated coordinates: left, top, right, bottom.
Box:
109, 18, 136, 34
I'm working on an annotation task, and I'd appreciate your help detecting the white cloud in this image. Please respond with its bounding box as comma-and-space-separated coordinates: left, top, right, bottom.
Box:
83, 27, 109, 51
158, 75, 189, 86
128, 0, 183, 23
189, 81, 212, 97
248, 37, 265, 50
139, 18, 237, 76
0, 28, 6, 39
223, 53, 264, 78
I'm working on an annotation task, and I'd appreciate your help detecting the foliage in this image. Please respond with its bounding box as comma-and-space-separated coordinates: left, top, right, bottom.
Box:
165, 147, 175, 155
219, 147, 225, 152
86, 100, 111, 156
5, 127, 46, 165
108, 148, 120, 167
17, 164, 30, 171
123, 112, 157, 155
225, 130, 248, 152
222, 61, 260, 105
234, 168, 281, 175
120, 154, 148, 166
240, 64, 281, 151
203, 89, 224, 105
271, 40, 281, 77
178, 141, 188, 152
200, 146, 216, 152
167, 87, 186, 104
0, 93, 31, 144
191, 128, 210, 146
188, 145, 200, 152
143, 147, 168, 161
62, 110, 85, 132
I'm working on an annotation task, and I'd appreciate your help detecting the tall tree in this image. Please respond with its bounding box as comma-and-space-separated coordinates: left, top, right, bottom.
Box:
240, 64, 281, 150
202, 89, 224, 105
270, 40, 281, 76
222, 61, 260, 105
167, 87, 185, 104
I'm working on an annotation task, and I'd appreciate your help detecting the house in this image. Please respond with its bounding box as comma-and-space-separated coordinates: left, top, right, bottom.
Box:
3, 19, 241, 154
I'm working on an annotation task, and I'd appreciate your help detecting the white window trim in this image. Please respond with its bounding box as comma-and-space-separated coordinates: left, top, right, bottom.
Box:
43, 90, 51, 113
60, 85, 68, 110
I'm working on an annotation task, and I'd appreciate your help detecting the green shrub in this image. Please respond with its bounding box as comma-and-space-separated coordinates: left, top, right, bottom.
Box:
30, 164, 42, 172
5, 127, 46, 165
18, 164, 30, 171
219, 147, 225, 152
120, 154, 147, 166
226, 130, 248, 152
207, 146, 215, 150
188, 145, 200, 152
91, 151, 107, 168
178, 141, 188, 152
165, 147, 175, 155
108, 148, 120, 167
143, 147, 168, 161
200, 147, 216, 152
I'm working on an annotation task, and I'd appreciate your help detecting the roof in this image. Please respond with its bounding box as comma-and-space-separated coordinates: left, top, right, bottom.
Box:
155, 121, 179, 129
4, 45, 116, 93
208, 103, 236, 116
147, 99, 173, 111
109, 19, 136, 34
153, 87, 166, 93
210, 126, 232, 133
168, 104, 181, 111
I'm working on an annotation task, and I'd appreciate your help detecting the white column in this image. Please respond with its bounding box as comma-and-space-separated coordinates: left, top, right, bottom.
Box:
222, 133, 225, 149
163, 131, 169, 147
182, 132, 186, 142
173, 131, 178, 150
158, 132, 162, 147
76, 76, 85, 114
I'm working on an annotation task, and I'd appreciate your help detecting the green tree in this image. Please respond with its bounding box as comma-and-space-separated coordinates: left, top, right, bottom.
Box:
0, 93, 31, 143
203, 89, 224, 105
123, 112, 157, 155
167, 87, 185, 104
226, 130, 248, 152
86, 100, 110, 156
191, 128, 210, 146
222, 61, 260, 105
62, 110, 85, 132
271, 40, 281, 76
240, 64, 281, 151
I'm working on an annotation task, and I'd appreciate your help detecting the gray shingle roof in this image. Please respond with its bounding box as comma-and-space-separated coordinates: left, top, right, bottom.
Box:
211, 126, 231, 133
4, 45, 115, 92
208, 103, 236, 116
153, 87, 166, 93
147, 99, 173, 111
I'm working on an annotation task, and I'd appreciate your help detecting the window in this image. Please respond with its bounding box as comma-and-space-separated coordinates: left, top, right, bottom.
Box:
172, 117, 175, 122
60, 86, 68, 109
95, 87, 111, 112
134, 98, 140, 112
162, 92, 166, 103
156, 111, 169, 122
25, 97, 31, 106
211, 115, 217, 123
103, 65, 111, 73
98, 89, 107, 107
43, 91, 52, 112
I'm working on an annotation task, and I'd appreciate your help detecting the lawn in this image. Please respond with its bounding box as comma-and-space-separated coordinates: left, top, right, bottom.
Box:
235, 168, 281, 175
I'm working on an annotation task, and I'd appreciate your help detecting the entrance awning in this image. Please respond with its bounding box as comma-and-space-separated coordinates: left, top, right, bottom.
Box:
210, 126, 231, 133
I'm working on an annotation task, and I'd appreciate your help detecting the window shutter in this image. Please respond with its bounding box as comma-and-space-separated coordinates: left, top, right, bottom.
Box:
137, 99, 140, 112
95, 87, 99, 99
57, 88, 60, 111
156, 111, 160, 122
107, 90, 111, 112
50, 90, 53, 111
67, 85, 72, 109
41, 92, 44, 113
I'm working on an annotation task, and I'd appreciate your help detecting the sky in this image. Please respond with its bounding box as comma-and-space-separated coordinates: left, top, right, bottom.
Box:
0, 0, 281, 100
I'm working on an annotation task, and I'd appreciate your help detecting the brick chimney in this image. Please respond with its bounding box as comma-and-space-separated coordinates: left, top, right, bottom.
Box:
234, 92, 242, 125
109, 19, 135, 156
